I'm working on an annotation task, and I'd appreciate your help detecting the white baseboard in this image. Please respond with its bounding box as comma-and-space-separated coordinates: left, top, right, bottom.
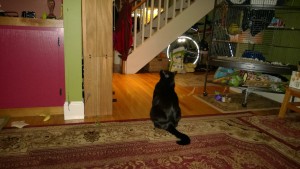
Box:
64, 101, 84, 120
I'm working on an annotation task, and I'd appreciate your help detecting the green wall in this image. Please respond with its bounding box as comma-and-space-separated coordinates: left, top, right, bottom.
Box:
265, 9, 300, 65
64, 0, 83, 102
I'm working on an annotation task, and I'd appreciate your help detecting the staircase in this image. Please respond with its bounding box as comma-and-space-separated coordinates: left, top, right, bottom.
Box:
124, 0, 215, 74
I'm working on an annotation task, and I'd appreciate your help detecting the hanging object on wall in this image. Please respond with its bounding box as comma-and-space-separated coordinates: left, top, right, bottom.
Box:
47, 0, 56, 19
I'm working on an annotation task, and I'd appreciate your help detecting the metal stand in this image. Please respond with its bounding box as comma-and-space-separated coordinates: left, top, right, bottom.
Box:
242, 88, 252, 107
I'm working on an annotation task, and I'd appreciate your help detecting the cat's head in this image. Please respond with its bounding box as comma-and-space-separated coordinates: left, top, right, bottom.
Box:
159, 70, 176, 86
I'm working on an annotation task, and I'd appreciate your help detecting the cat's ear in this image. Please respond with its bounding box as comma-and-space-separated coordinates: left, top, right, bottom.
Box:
160, 70, 170, 78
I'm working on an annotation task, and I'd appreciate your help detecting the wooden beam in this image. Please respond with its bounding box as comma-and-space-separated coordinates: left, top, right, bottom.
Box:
82, 0, 113, 116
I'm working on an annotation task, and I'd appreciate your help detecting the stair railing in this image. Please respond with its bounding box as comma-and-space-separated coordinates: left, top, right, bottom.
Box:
130, 0, 192, 50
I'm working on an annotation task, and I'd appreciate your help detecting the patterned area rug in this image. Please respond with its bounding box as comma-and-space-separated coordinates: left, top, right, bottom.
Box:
175, 72, 216, 87
0, 113, 299, 169
193, 93, 281, 113
240, 113, 300, 150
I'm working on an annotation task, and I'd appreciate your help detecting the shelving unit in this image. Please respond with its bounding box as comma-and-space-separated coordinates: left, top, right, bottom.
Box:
203, 0, 300, 106
209, 57, 295, 74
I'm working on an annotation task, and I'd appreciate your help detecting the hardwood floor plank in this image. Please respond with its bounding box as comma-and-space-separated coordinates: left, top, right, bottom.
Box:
2, 72, 279, 127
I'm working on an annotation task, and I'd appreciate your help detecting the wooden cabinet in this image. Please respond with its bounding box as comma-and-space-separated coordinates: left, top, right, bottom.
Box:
0, 23, 65, 108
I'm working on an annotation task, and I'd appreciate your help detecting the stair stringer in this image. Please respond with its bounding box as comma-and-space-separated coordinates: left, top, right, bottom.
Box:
124, 0, 214, 74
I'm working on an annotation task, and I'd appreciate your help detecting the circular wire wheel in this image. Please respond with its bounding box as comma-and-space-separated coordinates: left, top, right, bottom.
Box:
167, 36, 200, 65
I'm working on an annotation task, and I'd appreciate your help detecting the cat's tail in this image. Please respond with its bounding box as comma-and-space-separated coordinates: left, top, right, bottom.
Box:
167, 125, 190, 145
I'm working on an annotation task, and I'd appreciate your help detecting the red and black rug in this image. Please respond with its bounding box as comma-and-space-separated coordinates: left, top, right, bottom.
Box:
0, 113, 299, 169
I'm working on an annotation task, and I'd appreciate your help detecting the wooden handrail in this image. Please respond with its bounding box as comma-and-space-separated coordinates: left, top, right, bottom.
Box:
131, 0, 147, 11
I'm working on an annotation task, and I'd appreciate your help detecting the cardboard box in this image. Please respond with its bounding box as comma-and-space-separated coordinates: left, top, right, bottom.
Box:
289, 71, 300, 89
147, 55, 169, 72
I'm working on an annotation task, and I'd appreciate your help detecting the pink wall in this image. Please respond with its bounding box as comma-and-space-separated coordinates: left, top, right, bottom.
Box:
0, 0, 62, 19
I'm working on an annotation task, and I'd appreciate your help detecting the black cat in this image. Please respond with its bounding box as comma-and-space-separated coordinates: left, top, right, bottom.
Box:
150, 70, 190, 145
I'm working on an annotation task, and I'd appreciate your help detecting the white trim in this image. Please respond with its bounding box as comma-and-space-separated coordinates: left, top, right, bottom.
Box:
64, 101, 85, 120
229, 87, 285, 103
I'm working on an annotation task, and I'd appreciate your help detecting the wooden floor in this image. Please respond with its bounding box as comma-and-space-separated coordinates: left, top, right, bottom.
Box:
3, 71, 278, 127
